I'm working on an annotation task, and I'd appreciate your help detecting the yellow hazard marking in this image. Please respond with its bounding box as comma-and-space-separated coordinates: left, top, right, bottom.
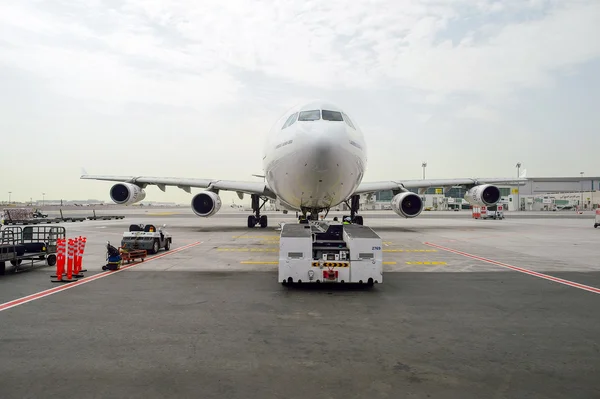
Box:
383, 261, 397, 265
405, 261, 447, 265
312, 262, 349, 268
383, 249, 438, 252
217, 248, 278, 252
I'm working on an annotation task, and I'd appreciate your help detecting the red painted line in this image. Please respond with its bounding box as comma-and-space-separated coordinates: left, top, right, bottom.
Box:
0, 241, 202, 312
424, 242, 600, 295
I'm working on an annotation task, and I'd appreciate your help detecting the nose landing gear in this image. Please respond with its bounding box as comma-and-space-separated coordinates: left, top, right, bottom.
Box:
343, 195, 363, 225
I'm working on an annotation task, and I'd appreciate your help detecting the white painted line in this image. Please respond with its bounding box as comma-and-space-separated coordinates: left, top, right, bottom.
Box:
425, 242, 600, 295
0, 241, 202, 312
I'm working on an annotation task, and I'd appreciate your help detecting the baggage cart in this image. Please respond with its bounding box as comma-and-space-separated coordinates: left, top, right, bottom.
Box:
120, 248, 147, 263
0, 225, 65, 275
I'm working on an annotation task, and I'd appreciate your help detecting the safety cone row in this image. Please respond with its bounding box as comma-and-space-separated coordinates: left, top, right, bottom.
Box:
51, 236, 87, 283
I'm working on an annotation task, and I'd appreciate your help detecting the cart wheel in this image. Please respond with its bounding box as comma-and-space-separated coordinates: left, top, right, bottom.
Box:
595, 224, 598, 228
10, 259, 22, 266
46, 254, 57, 267
102, 266, 107, 271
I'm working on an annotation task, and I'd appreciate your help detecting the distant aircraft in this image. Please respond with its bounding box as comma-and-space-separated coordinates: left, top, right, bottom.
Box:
81, 100, 526, 228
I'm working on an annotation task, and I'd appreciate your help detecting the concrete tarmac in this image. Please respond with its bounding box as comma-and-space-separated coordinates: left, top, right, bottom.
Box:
1, 213, 599, 398
35, 206, 599, 219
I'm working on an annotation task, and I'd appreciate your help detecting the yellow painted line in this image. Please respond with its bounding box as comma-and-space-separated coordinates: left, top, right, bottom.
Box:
405, 261, 447, 265
241, 261, 398, 265
384, 249, 438, 253
217, 248, 278, 252
232, 235, 279, 239
241, 261, 278, 265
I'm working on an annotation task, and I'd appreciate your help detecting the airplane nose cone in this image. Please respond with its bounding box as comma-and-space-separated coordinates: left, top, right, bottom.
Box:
305, 123, 348, 171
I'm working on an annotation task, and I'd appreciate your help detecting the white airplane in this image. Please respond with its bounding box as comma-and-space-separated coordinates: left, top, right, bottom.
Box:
81, 100, 526, 228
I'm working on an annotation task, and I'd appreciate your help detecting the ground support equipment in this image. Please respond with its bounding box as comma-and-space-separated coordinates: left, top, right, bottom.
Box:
0, 225, 64, 275
278, 221, 382, 285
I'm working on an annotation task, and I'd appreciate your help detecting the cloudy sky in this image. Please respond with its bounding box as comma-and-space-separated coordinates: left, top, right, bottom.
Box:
1, 0, 599, 205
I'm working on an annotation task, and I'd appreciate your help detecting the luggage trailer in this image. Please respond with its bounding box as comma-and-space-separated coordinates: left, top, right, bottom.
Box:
0, 226, 65, 275
278, 221, 383, 285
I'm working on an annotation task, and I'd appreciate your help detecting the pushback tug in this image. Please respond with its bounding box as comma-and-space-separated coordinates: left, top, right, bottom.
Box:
279, 220, 383, 285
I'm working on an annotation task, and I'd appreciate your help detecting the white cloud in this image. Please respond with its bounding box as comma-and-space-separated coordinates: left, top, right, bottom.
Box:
1, 0, 598, 103
0, 0, 599, 202
456, 104, 500, 122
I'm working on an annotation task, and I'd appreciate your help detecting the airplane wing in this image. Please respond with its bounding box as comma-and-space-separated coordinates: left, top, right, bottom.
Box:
80, 175, 276, 198
354, 177, 527, 196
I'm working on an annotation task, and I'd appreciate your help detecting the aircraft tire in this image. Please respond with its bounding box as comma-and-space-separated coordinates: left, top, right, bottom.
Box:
260, 215, 268, 228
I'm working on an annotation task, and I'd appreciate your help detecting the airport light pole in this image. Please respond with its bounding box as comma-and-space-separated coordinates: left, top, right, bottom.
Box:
8, 191, 11, 204
42, 192, 46, 207
516, 162, 521, 211
580, 172, 584, 210
422, 162, 427, 180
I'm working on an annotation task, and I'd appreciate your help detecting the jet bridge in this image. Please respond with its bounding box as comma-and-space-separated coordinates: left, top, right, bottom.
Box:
278, 221, 383, 285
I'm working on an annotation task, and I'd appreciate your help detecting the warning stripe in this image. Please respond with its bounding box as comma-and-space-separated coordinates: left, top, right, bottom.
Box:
312, 262, 349, 268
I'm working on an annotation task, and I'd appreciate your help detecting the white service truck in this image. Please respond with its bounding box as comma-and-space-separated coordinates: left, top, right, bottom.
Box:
121, 224, 172, 254
278, 221, 383, 285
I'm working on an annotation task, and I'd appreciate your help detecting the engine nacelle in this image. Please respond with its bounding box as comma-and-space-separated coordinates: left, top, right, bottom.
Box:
464, 184, 501, 207
110, 183, 146, 205
191, 191, 222, 217
391, 192, 423, 218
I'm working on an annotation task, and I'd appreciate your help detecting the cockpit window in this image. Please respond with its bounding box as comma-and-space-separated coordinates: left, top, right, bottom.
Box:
322, 110, 343, 121
282, 112, 298, 129
342, 112, 356, 129
298, 110, 321, 121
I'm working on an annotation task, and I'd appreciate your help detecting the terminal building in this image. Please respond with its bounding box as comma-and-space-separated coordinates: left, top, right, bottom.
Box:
358, 176, 600, 212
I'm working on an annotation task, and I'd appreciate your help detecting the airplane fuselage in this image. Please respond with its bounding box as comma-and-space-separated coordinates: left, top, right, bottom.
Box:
262, 101, 367, 212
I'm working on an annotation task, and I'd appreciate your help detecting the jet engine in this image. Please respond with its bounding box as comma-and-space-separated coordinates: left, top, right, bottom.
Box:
464, 184, 501, 207
391, 192, 423, 218
110, 183, 146, 205
191, 191, 222, 217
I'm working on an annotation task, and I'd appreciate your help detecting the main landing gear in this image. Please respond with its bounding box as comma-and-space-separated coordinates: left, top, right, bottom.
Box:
248, 194, 268, 228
